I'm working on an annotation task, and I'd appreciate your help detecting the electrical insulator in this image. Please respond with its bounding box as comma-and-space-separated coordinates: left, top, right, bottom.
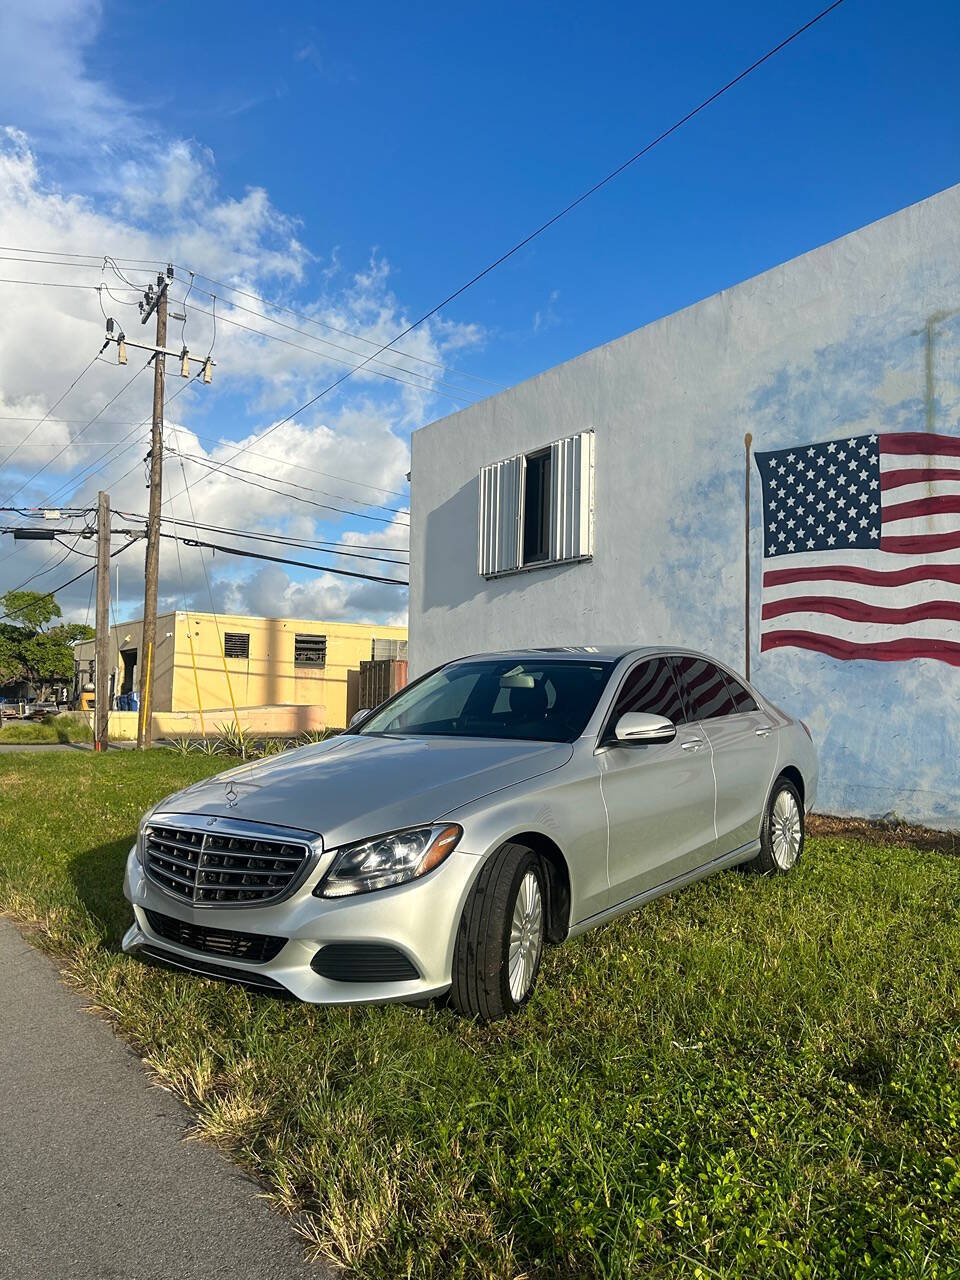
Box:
117, 336, 128, 365
202, 357, 212, 384
105, 317, 114, 335
180, 348, 190, 378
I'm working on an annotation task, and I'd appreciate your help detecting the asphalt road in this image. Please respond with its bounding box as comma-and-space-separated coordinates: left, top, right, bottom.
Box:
0, 918, 327, 1280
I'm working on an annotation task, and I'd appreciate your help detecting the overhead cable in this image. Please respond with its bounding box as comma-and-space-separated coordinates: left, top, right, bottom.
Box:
164, 533, 408, 588
0, 346, 107, 476
167, 0, 847, 496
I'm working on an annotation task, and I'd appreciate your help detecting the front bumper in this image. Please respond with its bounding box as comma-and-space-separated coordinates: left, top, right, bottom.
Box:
122, 843, 483, 1005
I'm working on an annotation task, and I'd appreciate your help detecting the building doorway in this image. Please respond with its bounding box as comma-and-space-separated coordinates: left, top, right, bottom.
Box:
120, 648, 138, 696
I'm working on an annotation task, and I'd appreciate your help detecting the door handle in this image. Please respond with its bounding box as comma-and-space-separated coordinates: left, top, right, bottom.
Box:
755, 728, 771, 738
680, 739, 703, 751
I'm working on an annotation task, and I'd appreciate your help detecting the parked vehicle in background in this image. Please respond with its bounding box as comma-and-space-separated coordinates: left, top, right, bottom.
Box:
123, 648, 817, 1022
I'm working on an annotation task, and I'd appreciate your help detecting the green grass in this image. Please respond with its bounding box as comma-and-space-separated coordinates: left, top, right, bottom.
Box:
1, 751, 959, 1279
0, 712, 93, 744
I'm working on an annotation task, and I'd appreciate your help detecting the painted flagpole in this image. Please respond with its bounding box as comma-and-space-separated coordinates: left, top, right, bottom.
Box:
744, 431, 752, 681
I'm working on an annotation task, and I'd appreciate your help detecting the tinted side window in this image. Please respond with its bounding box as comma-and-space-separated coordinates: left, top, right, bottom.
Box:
671, 656, 738, 720
721, 671, 759, 713
610, 658, 685, 726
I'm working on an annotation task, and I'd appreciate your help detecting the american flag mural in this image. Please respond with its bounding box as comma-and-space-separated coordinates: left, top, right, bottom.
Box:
754, 431, 960, 668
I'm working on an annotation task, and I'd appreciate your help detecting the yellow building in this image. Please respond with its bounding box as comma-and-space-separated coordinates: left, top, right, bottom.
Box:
74, 610, 407, 735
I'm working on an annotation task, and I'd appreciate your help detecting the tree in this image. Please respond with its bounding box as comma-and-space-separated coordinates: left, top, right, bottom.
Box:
0, 590, 94, 697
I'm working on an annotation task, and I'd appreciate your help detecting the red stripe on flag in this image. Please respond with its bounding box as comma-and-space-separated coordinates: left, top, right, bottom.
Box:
880, 432, 960, 457
882, 494, 960, 522
880, 466, 960, 491
760, 631, 960, 667
881, 531, 960, 554
762, 596, 960, 624
764, 563, 960, 588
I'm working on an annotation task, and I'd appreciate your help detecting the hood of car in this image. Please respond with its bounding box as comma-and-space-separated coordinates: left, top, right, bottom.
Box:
154, 733, 573, 849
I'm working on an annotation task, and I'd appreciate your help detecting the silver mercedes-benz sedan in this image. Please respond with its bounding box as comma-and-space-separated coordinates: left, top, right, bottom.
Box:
123, 647, 817, 1021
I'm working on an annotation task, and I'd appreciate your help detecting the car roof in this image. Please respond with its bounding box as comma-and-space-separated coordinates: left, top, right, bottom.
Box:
444, 645, 751, 671
447, 646, 652, 664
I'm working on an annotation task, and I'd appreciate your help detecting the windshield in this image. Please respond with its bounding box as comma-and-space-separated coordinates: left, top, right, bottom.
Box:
356, 657, 617, 743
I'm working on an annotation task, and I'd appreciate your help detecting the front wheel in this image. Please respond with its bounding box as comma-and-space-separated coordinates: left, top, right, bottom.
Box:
449, 843, 545, 1022
749, 776, 804, 874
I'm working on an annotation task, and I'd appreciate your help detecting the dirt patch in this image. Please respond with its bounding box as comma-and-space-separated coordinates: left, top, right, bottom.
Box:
808, 812, 959, 856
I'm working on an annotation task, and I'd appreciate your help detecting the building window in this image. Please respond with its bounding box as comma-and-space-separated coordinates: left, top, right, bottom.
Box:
223, 632, 250, 660
371, 637, 409, 662
478, 430, 594, 578
522, 448, 551, 565
295, 634, 327, 666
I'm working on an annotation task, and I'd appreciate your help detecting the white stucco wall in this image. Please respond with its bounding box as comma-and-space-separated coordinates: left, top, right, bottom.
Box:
409, 183, 960, 828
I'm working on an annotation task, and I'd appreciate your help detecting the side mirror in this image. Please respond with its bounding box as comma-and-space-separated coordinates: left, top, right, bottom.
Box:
612, 712, 676, 744
348, 708, 372, 729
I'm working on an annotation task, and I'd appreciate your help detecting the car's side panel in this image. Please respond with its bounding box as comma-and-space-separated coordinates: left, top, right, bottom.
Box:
701, 710, 780, 855
442, 750, 611, 924
598, 728, 718, 906
566, 838, 759, 939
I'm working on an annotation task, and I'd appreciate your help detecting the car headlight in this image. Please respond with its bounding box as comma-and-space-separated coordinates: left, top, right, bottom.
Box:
314, 824, 462, 898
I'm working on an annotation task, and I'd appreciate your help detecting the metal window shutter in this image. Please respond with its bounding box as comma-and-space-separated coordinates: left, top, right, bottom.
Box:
478, 455, 522, 576
548, 430, 594, 561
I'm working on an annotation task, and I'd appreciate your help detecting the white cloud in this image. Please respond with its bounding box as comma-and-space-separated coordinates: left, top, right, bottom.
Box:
0, 5, 480, 628
533, 289, 561, 334
0, 1, 125, 151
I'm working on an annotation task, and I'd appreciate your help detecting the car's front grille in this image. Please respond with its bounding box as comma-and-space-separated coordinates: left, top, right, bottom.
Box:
144, 909, 287, 963
143, 820, 313, 905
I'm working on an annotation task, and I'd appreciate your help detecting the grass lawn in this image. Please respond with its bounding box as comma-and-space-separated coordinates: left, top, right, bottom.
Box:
1, 750, 959, 1279
0, 712, 93, 744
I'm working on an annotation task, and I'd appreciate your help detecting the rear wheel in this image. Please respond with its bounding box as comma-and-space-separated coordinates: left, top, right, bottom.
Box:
449, 843, 545, 1022
749, 776, 804, 874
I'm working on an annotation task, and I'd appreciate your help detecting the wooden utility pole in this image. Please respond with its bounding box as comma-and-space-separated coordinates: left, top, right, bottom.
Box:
94, 489, 111, 752
137, 269, 171, 749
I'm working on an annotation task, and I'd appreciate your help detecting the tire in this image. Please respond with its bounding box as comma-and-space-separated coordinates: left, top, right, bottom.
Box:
749, 775, 804, 875
449, 842, 546, 1022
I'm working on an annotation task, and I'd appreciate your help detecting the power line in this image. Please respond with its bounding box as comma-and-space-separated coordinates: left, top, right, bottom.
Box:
0, 346, 106, 476
38, 374, 198, 507
164, 532, 408, 588
0, 419, 407, 499
175, 274, 503, 386
0, 277, 109, 292
164, 446, 407, 517
172, 293, 487, 404
0, 417, 408, 499
0, 263, 485, 410
1, 360, 151, 508
169, 0, 846, 498
165, 450, 409, 525
0, 537, 83, 596
0, 247, 167, 266
0, 254, 144, 271
108, 258, 502, 389
0, 248, 500, 389
171, 293, 481, 404
0, 539, 135, 623
115, 513, 408, 563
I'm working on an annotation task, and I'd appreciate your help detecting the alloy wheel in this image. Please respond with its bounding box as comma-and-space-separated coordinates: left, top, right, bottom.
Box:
771, 787, 802, 869
508, 870, 543, 1001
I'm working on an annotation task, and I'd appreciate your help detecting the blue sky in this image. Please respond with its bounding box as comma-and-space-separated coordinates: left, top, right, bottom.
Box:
0, 0, 958, 624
